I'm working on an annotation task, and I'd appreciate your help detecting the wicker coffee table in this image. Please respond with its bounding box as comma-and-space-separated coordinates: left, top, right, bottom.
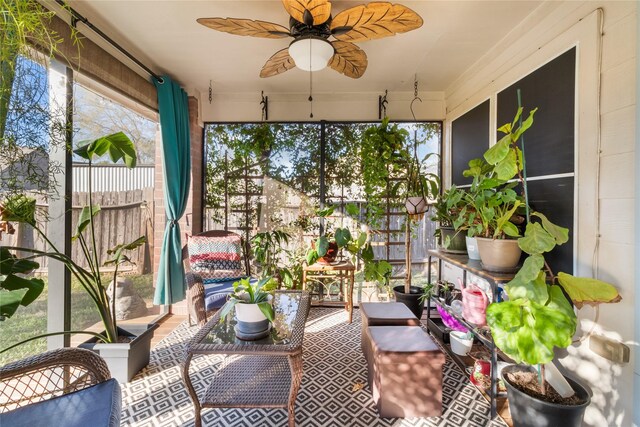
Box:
181, 290, 310, 427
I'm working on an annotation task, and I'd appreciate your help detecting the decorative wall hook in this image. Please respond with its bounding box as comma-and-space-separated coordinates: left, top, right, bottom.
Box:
378, 90, 388, 120
260, 91, 269, 121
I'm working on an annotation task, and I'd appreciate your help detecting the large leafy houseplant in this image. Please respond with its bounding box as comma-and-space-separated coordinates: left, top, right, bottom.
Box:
481, 107, 621, 409
0, 132, 146, 349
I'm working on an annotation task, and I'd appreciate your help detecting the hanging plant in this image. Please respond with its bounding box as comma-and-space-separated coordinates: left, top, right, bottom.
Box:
360, 117, 410, 225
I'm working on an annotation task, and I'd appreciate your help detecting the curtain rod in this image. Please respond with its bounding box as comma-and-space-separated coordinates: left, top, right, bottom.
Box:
54, 0, 164, 83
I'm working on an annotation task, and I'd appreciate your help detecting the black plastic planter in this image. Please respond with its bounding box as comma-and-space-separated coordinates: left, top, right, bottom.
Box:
501, 365, 591, 427
393, 285, 424, 320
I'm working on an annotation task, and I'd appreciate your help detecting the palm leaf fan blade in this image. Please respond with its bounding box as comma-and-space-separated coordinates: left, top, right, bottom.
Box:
260, 48, 296, 78
282, 0, 331, 26
328, 41, 368, 79
197, 17, 291, 39
330, 2, 423, 43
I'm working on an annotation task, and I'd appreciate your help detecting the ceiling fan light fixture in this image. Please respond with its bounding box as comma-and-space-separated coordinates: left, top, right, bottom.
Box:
288, 36, 334, 72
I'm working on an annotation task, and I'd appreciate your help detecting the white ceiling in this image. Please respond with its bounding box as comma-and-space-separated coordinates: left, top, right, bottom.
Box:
61, 1, 543, 95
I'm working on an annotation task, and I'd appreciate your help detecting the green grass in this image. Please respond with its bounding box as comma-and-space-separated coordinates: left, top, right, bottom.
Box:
0, 274, 154, 365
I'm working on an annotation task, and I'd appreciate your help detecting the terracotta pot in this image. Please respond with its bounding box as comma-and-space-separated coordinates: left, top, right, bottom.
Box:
316, 241, 339, 264
476, 237, 521, 272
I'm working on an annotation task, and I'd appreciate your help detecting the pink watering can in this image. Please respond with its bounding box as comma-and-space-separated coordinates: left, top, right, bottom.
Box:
459, 279, 488, 326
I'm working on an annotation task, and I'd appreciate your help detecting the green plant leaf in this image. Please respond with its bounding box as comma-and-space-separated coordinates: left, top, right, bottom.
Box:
512, 108, 538, 142
532, 212, 569, 245
1, 194, 36, 225
306, 249, 319, 265
0, 289, 28, 318
0, 274, 45, 307
518, 222, 556, 254
0, 247, 39, 275
345, 203, 360, 217
218, 299, 238, 321
484, 134, 511, 165
487, 297, 574, 365
493, 149, 519, 181
557, 272, 622, 309
531, 289, 576, 351
316, 236, 329, 257
257, 301, 275, 322
505, 270, 548, 305
73, 205, 101, 240
315, 205, 334, 218
361, 243, 374, 262
334, 228, 351, 247
502, 222, 520, 237
74, 132, 137, 168
357, 232, 367, 247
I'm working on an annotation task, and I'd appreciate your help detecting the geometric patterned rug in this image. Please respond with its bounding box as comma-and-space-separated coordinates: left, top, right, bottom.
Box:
121, 307, 508, 427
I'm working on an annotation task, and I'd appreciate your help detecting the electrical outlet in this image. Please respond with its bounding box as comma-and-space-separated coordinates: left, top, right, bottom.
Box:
589, 335, 630, 363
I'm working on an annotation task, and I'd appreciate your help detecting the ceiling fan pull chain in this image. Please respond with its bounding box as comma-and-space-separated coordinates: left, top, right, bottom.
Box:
309, 37, 314, 118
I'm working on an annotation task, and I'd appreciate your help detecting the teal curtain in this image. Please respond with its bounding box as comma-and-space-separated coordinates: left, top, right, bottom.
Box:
153, 75, 191, 305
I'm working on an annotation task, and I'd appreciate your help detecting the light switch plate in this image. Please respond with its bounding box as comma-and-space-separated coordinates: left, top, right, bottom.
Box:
589, 335, 630, 363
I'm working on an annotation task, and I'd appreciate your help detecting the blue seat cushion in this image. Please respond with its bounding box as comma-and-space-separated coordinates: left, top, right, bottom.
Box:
1, 378, 121, 427
203, 277, 257, 311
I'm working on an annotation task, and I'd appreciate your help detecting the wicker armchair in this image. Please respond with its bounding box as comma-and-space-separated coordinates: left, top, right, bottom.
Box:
183, 230, 251, 326
0, 347, 121, 426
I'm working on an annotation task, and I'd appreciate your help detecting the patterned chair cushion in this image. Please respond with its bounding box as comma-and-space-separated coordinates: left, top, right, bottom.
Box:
187, 234, 245, 284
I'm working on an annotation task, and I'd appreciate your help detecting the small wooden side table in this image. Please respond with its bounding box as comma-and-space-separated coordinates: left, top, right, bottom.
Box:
302, 260, 356, 323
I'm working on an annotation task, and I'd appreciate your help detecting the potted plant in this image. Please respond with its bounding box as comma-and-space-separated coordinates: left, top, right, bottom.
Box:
399, 153, 440, 219
0, 133, 157, 382
305, 204, 392, 285
459, 107, 532, 271
250, 229, 295, 288
484, 107, 622, 427
219, 277, 275, 341
431, 186, 467, 254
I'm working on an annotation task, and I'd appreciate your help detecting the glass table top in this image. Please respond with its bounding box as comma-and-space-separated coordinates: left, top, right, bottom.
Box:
200, 292, 303, 347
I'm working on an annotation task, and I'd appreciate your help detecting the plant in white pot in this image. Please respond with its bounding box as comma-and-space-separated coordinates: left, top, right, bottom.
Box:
219, 277, 276, 340
484, 107, 622, 427
0, 133, 155, 382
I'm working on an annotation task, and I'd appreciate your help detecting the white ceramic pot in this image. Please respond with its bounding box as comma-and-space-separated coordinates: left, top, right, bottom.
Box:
405, 197, 428, 215
465, 236, 481, 260
235, 303, 268, 323
450, 331, 474, 356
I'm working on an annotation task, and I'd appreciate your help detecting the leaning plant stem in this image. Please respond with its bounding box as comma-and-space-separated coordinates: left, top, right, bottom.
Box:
87, 160, 102, 281
77, 232, 99, 280
111, 263, 120, 335
538, 363, 546, 395
0, 330, 109, 354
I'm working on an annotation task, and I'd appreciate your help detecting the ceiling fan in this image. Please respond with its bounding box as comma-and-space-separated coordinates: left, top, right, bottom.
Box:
197, 0, 423, 79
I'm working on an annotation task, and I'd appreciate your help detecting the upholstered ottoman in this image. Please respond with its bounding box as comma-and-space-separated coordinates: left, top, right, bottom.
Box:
365, 326, 445, 418
360, 302, 420, 353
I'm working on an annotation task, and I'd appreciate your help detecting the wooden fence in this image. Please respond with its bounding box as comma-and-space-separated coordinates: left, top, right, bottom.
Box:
2, 189, 154, 274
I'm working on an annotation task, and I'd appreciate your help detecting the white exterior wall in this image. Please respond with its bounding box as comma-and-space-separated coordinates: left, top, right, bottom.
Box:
444, 2, 637, 426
